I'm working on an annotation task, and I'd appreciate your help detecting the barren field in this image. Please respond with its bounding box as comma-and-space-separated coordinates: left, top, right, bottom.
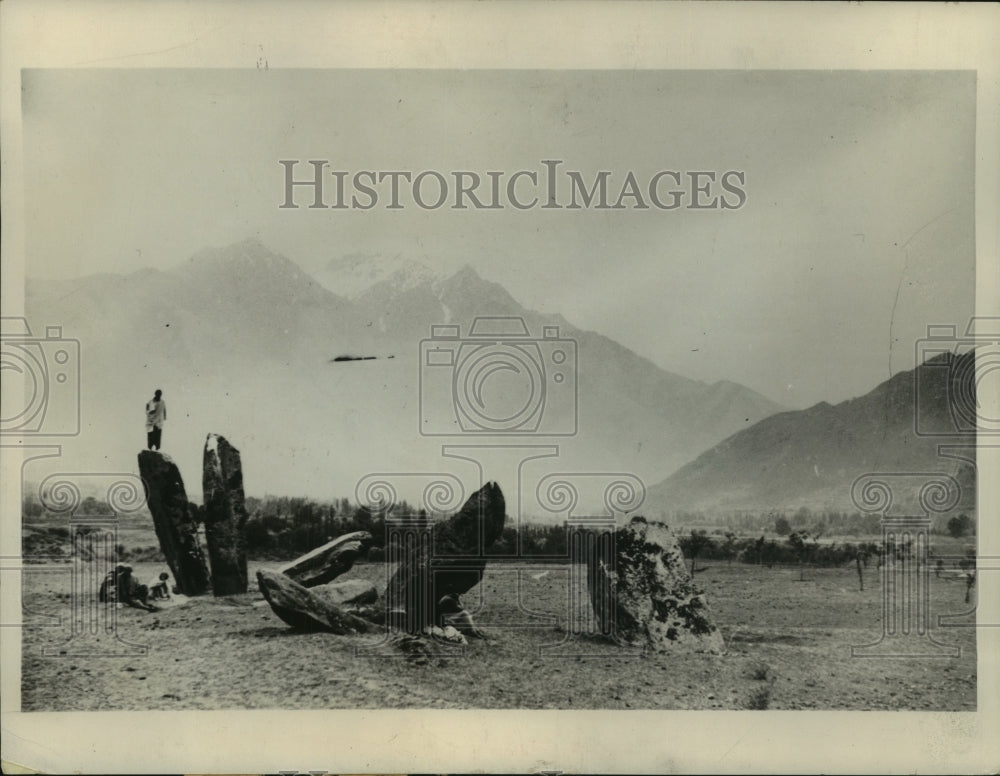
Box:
20, 557, 976, 711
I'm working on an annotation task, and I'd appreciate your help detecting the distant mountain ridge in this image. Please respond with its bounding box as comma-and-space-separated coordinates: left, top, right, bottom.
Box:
25, 238, 785, 502
317, 252, 442, 300
646, 351, 978, 517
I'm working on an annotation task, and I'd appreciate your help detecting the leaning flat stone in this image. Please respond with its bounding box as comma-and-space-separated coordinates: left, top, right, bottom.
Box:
310, 578, 378, 608
256, 569, 375, 634
587, 516, 724, 654
279, 531, 372, 588
138, 451, 210, 596
385, 481, 505, 633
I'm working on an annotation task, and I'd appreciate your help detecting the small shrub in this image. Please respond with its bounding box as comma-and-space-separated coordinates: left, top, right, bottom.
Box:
750, 662, 772, 681
745, 685, 772, 710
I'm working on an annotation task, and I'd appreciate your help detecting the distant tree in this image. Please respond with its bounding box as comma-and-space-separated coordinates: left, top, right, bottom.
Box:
79, 496, 110, 515
22, 492, 43, 518
774, 516, 792, 536
754, 535, 767, 565
787, 530, 814, 581
486, 525, 518, 556
721, 532, 738, 564
792, 506, 811, 528
244, 516, 271, 556
544, 523, 568, 556
760, 539, 780, 569
947, 514, 973, 539
682, 529, 715, 574
353, 504, 375, 534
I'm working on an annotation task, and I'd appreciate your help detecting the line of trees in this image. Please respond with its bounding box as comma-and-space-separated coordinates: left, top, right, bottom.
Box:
239, 495, 888, 569
677, 529, 879, 572
241, 495, 578, 560
23, 490, 977, 564
668, 506, 973, 537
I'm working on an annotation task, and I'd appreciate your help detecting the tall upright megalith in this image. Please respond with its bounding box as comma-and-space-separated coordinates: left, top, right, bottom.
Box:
587, 516, 724, 654
202, 433, 249, 596
137, 450, 211, 596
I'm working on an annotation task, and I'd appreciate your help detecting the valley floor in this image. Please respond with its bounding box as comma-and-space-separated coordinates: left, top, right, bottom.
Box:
19, 561, 976, 711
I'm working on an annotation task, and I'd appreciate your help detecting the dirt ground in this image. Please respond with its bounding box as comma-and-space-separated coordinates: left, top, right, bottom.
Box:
19, 559, 976, 711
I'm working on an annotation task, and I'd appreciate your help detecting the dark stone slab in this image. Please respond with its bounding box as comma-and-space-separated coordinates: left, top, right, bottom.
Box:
385, 481, 505, 633
202, 434, 249, 596
256, 569, 376, 634
138, 450, 210, 596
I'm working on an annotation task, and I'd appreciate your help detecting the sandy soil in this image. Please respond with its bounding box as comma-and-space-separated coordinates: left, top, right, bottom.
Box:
20, 560, 976, 711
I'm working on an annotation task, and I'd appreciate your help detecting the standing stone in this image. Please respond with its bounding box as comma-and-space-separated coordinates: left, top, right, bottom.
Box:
138, 450, 210, 596
587, 516, 724, 654
202, 434, 250, 596
279, 531, 372, 588
385, 481, 505, 633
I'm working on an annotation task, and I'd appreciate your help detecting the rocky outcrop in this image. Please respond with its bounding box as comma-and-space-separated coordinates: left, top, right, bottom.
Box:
279, 531, 372, 588
587, 516, 724, 654
385, 481, 505, 633
202, 434, 249, 595
256, 569, 377, 634
138, 451, 210, 596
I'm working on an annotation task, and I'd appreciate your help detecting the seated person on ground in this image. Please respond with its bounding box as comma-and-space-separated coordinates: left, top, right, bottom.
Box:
149, 572, 172, 600
98, 564, 156, 611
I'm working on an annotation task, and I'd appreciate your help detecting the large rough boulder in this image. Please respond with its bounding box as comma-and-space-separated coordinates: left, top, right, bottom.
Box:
587, 516, 724, 654
202, 434, 250, 595
256, 569, 376, 634
279, 531, 372, 588
138, 451, 211, 596
385, 481, 505, 633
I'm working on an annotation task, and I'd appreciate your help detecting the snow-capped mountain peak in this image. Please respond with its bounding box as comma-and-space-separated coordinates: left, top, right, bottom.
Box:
316, 252, 440, 299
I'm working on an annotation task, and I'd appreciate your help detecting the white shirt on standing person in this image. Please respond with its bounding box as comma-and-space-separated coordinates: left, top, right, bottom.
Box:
145, 392, 167, 431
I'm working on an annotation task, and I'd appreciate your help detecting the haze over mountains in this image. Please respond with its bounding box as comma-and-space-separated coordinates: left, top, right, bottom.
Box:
24, 238, 784, 513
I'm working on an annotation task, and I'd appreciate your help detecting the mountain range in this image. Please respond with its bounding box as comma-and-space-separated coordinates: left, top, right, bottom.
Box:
646, 352, 977, 516
24, 238, 783, 512
23, 238, 975, 520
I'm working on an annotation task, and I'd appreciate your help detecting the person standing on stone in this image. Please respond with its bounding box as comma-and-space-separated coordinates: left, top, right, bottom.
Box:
145, 389, 167, 450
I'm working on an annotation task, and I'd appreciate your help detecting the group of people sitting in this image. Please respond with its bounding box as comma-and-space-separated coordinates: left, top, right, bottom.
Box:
99, 564, 173, 611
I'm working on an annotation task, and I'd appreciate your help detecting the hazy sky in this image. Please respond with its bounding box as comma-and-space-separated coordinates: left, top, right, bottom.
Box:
22, 69, 975, 407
